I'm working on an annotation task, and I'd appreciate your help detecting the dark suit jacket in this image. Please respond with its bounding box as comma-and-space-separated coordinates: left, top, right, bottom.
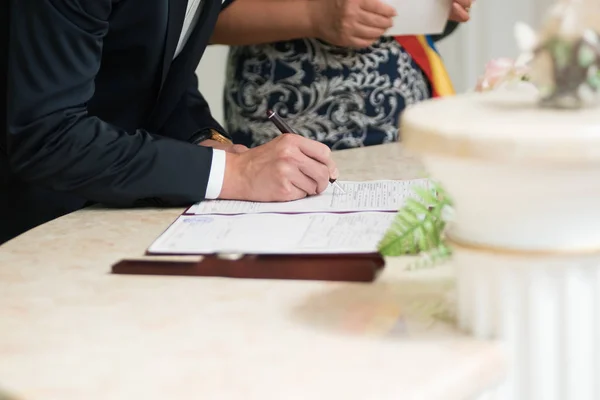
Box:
1, 0, 233, 243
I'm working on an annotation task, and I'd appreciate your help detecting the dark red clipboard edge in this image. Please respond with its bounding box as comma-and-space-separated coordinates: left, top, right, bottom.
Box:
111, 253, 385, 282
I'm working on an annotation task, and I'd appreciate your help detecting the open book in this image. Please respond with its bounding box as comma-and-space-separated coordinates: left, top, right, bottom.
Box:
148, 179, 430, 255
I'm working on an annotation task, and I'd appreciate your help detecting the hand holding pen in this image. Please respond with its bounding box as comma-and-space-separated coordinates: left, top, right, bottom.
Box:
267, 109, 345, 193
218, 116, 339, 202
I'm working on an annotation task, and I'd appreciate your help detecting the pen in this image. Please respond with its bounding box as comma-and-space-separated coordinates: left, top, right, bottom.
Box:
266, 109, 345, 193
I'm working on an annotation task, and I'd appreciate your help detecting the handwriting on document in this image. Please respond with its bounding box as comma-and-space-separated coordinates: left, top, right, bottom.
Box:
187, 179, 430, 215
147, 212, 396, 255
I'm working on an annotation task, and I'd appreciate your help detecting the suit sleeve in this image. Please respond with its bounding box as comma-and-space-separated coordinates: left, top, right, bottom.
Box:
7, 0, 214, 207
157, 73, 231, 144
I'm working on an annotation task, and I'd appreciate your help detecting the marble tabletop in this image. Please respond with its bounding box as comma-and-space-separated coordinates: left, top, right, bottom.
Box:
0, 144, 506, 400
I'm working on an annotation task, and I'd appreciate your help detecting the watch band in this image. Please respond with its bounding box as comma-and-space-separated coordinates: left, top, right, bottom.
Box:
209, 129, 233, 145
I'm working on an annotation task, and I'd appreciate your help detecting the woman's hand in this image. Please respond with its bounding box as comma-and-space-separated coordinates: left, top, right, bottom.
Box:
449, 0, 473, 22
308, 0, 397, 48
214, 0, 472, 48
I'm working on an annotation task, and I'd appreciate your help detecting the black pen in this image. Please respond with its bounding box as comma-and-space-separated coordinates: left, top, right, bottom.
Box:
266, 109, 344, 193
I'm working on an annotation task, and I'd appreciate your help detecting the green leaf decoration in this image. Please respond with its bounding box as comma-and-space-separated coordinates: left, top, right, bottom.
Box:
587, 68, 600, 89
549, 39, 571, 69
578, 44, 596, 67
540, 84, 554, 97
378, 180, 454, 269
405, 243, 453, 271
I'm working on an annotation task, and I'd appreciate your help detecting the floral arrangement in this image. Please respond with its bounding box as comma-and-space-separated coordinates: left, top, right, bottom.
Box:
378, 1, 600, 265
514, 0, 600, 109
377, 57, 531, 266
474, 57, 531, 92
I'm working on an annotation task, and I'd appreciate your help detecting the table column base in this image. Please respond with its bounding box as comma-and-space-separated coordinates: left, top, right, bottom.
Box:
452, 241, 600, 400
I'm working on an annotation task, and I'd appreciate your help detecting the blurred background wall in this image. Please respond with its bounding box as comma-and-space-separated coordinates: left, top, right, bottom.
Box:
197, 0, 557, 125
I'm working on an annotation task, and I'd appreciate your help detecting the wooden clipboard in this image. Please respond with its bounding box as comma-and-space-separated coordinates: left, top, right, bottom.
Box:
111, 253, 385, 282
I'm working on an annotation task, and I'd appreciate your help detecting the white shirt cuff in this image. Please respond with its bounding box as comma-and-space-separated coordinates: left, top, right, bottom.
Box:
205, 149, 226, 199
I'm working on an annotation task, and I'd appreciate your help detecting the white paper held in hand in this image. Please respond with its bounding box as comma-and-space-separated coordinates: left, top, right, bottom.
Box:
382, 0, 452, 36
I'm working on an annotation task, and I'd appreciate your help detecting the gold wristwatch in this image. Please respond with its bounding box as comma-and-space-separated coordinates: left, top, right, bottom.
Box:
208, 129, 232, 145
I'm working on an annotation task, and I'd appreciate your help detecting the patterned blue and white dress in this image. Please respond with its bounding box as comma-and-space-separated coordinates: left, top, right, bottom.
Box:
223, 37, 432, 150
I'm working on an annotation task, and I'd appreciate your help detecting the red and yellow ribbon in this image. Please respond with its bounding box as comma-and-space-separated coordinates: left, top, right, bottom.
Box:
394, 35, 455, 98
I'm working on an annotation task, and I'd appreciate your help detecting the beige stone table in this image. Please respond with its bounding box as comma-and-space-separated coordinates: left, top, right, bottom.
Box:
0, 144, 506, 400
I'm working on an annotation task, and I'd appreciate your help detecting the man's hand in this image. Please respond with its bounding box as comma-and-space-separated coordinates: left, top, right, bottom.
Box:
219, 134, 338, 202
198, 139, 249, 154
449, 0, 472, 22
308, 0, 397, 49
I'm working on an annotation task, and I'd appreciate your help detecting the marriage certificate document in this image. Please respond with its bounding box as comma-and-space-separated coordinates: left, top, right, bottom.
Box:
186, 179, 430, 215
148, 179, 430, 255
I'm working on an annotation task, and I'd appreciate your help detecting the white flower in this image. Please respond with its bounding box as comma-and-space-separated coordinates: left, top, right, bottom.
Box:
475, 58, 530, 92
